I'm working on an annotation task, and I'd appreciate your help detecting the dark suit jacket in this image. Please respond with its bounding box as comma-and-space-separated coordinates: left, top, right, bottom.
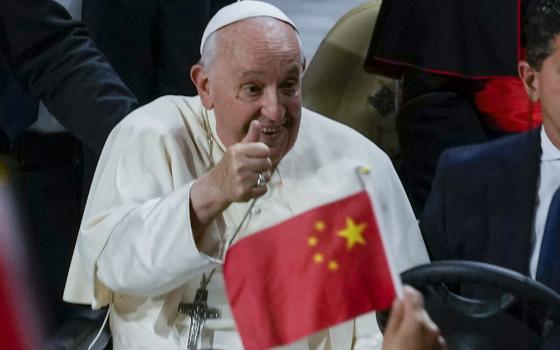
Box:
1, 1, 140, 330
420, 127, 542, 276
0, 0, 138, 154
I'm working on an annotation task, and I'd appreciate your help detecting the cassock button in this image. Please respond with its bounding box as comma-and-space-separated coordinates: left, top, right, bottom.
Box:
252, 207, 261, 215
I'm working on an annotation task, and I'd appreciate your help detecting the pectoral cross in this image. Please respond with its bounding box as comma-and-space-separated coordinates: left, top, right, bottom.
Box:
178, 271, 221, 349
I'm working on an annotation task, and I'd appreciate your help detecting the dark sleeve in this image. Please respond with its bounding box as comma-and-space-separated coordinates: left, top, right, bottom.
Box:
0, 62, 39, 139
420, 150, 454, 261
0, 0, 139, 154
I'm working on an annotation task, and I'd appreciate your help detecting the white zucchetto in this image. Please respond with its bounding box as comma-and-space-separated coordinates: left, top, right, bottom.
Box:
199, 0, 299, 55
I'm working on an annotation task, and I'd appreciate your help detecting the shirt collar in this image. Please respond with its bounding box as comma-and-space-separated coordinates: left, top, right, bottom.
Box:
541, 126, 560, 161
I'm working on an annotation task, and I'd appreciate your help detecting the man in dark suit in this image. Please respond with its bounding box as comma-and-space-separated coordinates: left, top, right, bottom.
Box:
1, 0, 139, 332
421, 0, 560, 286
365, 0, 544, 218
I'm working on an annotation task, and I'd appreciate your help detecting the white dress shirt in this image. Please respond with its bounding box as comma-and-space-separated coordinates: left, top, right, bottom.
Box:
530, 127, 560, 278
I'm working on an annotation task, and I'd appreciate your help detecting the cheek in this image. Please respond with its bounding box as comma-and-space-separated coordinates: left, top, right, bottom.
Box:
287, 95, 302, 109
219, 102, 255, 126
285, 96, 302, 132
540, 73, 560, 96
235, 108, 265, 143
286, 115, 301, 149
283, 97, 302, 121
539, 80, 560, 111
215, 109, 253, 146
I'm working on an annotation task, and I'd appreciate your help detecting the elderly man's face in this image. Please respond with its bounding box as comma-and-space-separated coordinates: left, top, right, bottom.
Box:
201, 18, 304, 167
520, 34, 560, 147
534, 35, 560, 146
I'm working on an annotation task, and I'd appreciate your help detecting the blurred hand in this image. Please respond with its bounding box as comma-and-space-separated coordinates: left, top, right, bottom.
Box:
382, 286, 446, 350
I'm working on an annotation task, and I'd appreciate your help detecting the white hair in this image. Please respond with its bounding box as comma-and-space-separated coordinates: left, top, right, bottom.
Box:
199, 31, 219, 69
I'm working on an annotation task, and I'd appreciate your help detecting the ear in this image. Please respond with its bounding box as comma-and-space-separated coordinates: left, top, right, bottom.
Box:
191, 64, 213, 109
518, 61, 540, 102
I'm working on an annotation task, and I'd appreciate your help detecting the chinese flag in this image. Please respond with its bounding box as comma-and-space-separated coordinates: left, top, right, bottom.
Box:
224, 190, 397, 350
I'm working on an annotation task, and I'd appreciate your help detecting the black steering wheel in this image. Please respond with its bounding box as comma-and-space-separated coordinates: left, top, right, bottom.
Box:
377, 260, 560, 350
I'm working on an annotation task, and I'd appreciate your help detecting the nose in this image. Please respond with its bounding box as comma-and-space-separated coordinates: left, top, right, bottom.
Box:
261, 88, 285, 123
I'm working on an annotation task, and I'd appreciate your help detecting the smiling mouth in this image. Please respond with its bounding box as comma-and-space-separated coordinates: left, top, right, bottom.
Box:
261, 126, 279, 136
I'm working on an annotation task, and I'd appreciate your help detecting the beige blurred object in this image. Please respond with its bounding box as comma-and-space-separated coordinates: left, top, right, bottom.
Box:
302, 1, 399, 158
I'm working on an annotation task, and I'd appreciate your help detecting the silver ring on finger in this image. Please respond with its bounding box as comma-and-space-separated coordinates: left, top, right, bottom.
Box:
256, 172, 266, 188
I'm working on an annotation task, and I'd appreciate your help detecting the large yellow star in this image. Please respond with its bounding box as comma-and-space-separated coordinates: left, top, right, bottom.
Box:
337, 217, 367, 250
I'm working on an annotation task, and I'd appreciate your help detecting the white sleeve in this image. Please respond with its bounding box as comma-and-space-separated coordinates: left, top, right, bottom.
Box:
372, 154, 430, 273
77, 114, 221, 299
353, 153, 429, 350
95, 182, 221, 296
353, 312, 384, 350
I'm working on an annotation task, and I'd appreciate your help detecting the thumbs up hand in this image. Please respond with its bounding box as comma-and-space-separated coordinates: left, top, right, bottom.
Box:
241, 119, 263, 144
190, 120, 272, 232
216, 120, 272, 203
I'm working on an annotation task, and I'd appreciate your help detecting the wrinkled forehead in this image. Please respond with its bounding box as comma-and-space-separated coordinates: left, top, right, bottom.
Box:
199, 0, 300, 54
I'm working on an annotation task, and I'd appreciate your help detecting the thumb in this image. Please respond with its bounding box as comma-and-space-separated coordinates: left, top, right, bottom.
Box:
242, 120, 261, 143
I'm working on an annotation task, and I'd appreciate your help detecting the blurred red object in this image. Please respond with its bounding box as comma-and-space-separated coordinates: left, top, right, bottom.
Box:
474, 77, 542, 133
0, 160, 44, 349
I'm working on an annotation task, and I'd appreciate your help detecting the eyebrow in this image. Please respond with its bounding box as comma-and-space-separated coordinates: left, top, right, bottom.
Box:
285, 64, 301, 75
239, 63, 302, 79
240, 70, 264, 79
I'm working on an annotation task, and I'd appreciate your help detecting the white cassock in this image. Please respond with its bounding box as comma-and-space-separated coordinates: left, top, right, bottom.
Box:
63, 95, 429, 349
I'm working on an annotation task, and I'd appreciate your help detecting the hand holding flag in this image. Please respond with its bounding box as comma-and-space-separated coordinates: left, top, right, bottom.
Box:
382, 286, 446, 350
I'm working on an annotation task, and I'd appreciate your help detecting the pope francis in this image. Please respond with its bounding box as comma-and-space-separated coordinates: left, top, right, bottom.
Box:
63, 1, 434, 349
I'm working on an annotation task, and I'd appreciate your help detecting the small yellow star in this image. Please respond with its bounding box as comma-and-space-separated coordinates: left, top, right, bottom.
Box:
313, 253, 324, 263
359, 166, 370, 175
315, 221, 326, 232
338, 217, 367, 250
328, 260, 339, 271
308, 236, 318, 247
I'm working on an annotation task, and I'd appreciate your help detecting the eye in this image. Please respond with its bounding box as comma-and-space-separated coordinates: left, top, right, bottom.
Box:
241, 84, 262, 96
280, 79, 300, 96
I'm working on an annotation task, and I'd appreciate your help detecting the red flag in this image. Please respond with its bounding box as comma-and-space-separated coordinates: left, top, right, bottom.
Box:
224, 190, 397, 350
